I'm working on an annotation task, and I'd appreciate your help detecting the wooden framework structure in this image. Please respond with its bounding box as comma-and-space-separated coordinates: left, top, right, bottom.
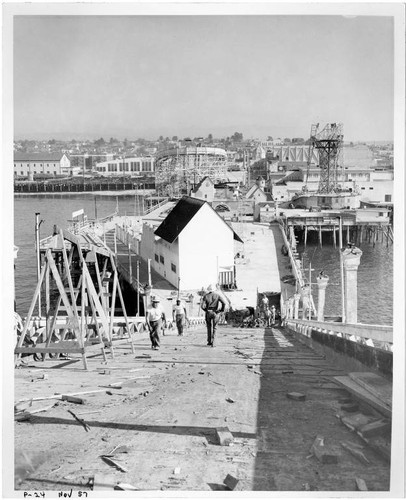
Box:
15, 229, 135, 369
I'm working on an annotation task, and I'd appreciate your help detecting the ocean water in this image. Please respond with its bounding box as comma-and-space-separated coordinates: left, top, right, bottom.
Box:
14, 194, 393, 325
14, 193, 141, 315
297, 236, 393, 325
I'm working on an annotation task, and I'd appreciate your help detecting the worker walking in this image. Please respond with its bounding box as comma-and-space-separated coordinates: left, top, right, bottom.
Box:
200, 284, 227, 347
173, 299, 188, 336
271, 305, 276, 325
146, 297, 165, 350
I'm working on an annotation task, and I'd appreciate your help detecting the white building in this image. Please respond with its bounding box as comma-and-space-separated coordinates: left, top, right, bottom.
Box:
140, 196, 243, 290
14, 152, 71, 177
95, 157, 155, 176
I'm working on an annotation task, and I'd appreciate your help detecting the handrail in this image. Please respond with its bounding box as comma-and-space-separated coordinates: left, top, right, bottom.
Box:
285, 318, 393, 345
143, 197, 170, 215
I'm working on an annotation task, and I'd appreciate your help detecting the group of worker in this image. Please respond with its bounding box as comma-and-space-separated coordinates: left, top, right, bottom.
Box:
146, 287, 277, 351
145, 284, 227, 350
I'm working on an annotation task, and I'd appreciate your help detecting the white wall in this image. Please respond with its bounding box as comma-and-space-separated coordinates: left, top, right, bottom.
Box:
178, 203, 235, 289
358, 180, 393, 203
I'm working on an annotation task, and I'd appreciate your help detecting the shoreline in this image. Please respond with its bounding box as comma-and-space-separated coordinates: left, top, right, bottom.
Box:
14, 189, 156, 197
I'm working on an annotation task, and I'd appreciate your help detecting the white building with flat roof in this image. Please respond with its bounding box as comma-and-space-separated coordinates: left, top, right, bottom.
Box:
95, 157, 154, 176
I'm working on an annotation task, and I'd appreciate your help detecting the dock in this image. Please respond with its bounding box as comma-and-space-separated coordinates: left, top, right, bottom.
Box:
14, 204, 395, 493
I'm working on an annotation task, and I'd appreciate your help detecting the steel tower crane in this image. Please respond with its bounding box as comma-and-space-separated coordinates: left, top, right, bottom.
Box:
308, 123, 344, 194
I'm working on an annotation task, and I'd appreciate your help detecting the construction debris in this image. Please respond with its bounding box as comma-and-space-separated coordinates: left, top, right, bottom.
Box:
15, 403, 55, 421
340, 402, 359, 412
286, 392, 306, 401
67, 410, 91, 432
101, 455, 128, 472
340, 441, 370, 465
310, 435, 338, 464
62, 395, 86, 404
355, 478, 368, 491
216, 427, 234, 446
358, 419, 391, 439
115, 483, 138, 491
223, 474, 243, 491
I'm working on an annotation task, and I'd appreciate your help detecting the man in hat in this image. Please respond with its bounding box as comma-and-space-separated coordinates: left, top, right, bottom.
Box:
200, 284, 227, 347
146, 297, 165, 350
172, 299, 188, 336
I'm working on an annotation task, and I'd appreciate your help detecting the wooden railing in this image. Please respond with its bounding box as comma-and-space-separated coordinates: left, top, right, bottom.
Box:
284, 318, 393, 351
17, 315, 207, 348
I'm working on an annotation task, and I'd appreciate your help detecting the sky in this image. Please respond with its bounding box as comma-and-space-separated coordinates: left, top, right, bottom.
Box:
13, 13, 395, 142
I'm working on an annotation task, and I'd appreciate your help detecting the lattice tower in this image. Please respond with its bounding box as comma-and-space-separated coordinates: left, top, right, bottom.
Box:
308, 123, 344, 194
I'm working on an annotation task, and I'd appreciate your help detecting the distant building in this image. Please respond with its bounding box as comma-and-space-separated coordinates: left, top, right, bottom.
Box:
190, 176, 215, 202
140, 196, 243, 290
95, 157, 155, 176
14, 152, 71, 177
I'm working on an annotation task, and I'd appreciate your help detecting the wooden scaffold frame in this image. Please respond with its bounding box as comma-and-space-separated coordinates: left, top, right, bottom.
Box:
15, 229, 135, 369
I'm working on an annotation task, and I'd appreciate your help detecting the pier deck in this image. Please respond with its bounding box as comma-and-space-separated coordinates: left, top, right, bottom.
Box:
14, 324, 390, 492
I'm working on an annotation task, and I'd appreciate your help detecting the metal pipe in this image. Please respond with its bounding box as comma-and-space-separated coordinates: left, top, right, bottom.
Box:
136, 260, 140, 316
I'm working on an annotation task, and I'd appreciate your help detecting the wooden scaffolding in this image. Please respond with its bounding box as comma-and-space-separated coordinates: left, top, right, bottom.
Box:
15, 229, 135, 369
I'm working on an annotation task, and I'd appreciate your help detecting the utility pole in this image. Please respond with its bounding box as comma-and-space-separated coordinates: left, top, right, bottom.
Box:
136, 260, 140, 316
35, 213, 44, 317
147, 258, 152, 287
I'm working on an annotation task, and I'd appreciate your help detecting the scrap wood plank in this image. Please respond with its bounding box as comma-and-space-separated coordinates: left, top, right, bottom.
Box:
17, 389, 107, 403
340, 441, 370, 465
101, 455, 128, 472
15, 403, 55, 421
348, 372, 392, 408
334, 376, 391, 418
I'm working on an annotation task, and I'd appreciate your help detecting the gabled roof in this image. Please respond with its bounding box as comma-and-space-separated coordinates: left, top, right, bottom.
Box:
14, 152, 67, 162
154, 196, 243, 244
191, 176, 214, 193
246, 185, 268, 199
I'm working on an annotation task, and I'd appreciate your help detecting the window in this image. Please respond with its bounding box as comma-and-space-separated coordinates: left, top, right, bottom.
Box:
159, 255, 164, 264
154, 254, 159, 262
361, 187, 365, 190
21, 171, 23, 175
385, 195, 391, 202
369, 187, 373, 190
171, 263, 176, 273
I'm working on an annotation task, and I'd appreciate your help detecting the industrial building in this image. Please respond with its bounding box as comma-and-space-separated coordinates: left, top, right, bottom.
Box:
14, 152, 72, 177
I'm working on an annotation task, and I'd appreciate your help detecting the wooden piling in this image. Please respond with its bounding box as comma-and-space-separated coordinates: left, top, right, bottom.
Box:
333, 226, 336, 248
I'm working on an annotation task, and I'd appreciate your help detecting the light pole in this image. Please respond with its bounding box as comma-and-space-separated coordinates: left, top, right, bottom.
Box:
35, 213, 44, 317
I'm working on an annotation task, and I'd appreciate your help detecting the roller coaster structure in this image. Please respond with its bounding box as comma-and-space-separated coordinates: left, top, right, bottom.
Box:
155, 146, 229, 196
